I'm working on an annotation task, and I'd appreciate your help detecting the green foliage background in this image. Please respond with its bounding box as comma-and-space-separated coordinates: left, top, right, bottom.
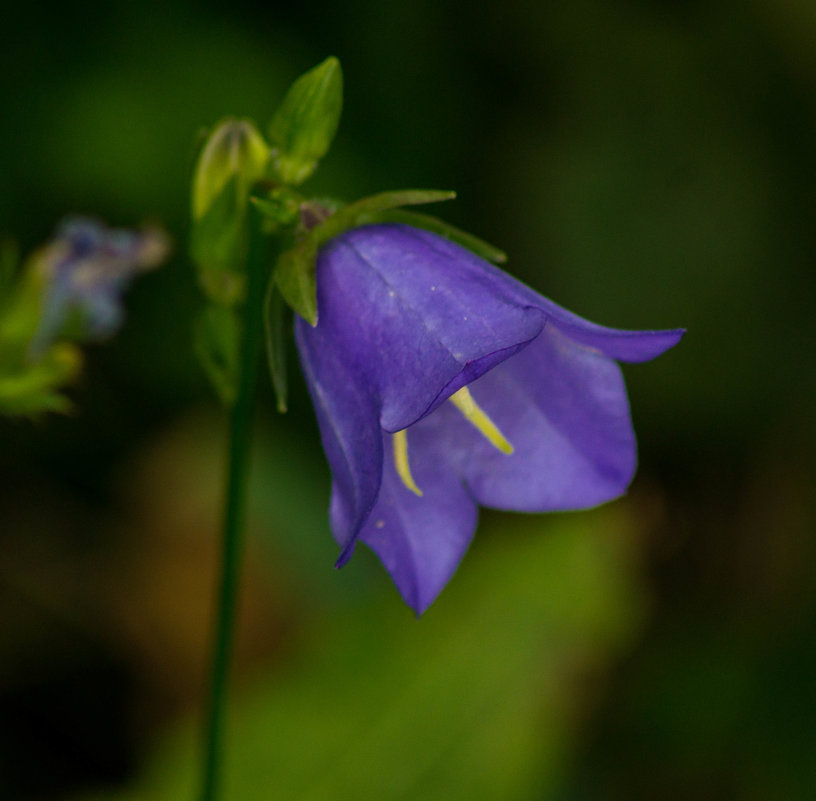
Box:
1, 1, 815, 799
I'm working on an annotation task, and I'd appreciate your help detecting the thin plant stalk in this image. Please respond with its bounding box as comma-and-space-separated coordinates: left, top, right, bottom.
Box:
200, 205, 271, 801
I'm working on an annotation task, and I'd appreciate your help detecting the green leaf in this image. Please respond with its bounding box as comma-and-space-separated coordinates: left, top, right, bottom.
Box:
273, 189, 455, 324
263, 283, 289, 413
193, 304, 240, 406
78, 508, 646, 801
269, 57, 343, 186
359, 209, 507, 264
0, 253, 49, 347
0, 343, 81, 417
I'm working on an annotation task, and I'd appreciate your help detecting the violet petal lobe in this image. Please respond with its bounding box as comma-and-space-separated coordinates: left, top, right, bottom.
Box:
519, 292, 684, 362
308, 224, 545, 432
435, 323, 638, 511
357, 428, 478, 615
461, 255, 686, 362
295, 319, 383, 564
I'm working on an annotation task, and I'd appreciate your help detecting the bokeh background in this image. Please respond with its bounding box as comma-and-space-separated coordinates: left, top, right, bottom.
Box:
2, 1, 815, 799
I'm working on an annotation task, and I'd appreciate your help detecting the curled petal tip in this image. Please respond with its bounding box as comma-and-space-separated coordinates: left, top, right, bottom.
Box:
334, 541, 356, 569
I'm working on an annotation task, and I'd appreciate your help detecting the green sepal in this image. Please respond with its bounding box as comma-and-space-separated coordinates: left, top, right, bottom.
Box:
311, 190, 455, 243
272, 189, 455, 325
0, 343, 81, 417
269, 57, 343, 186
263, 283, 289, 413
274, 236, 318, 326
193, 304, 241, 406
359, 209, 507, 264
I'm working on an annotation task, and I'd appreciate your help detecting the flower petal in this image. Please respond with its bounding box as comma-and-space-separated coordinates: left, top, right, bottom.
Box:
459, 258, 685, 362
435, 324, 641, 511
408, 236, 686, 362
295, 320, 383, 564
310, 224, 545, 432
358, 427, 478, 615
525, 296, 685, 362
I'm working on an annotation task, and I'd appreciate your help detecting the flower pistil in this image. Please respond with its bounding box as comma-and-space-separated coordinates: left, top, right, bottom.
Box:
449, 386, 514, 455
393, 429, 423, 497
393, 385, 515, 498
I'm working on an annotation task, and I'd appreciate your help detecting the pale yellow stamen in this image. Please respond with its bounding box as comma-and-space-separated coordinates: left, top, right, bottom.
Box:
393, 429, 423, 496
449, 386, 514, 454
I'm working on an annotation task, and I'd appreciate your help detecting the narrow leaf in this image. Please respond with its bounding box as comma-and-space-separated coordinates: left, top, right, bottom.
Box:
193, 305, 240, 406
314, 190, 456, 246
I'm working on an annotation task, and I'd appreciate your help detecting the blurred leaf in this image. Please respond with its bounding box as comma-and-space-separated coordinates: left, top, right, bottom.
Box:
269, 57, 343, 186
92, 508, 645, 801
193, 304, 240, 406
0, 343, 81, 416
190, 175, 247, 306
0, 256, 42, 343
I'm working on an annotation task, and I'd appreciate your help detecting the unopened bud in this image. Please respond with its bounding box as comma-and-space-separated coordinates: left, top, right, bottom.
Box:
269, 57, 343, 186
192, 119, 269, 221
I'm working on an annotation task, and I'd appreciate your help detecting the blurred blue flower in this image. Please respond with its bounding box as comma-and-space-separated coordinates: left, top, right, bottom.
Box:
33, 217, 168, 350
296, 224, 683, 613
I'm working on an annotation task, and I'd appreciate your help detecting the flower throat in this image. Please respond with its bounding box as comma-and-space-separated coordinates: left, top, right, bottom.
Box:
393, 386, 514, 496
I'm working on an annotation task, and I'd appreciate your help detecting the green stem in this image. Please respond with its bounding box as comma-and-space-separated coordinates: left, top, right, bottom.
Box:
201, 205, 271, 801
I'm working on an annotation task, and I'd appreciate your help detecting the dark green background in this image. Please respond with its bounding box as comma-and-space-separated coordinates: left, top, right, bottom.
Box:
1, 1, 815, 799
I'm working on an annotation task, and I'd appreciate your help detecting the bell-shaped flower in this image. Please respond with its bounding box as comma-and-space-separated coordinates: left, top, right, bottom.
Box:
295, 223, 683, 614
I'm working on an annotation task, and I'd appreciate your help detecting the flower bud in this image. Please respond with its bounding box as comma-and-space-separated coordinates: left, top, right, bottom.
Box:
192, 119, 269, 221
269, 57, 342, 186
190, 119, 270, 305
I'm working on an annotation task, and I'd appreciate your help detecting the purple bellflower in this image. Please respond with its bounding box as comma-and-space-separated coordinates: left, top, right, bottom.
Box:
295, 223, 683, 614
33, 217, 168, 351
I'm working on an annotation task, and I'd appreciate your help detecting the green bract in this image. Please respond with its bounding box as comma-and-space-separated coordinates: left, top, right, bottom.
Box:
269, 57, 343, 186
